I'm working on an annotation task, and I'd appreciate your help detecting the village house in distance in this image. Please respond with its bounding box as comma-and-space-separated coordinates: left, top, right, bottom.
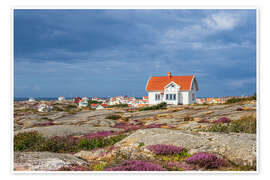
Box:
146, 72, 198, 105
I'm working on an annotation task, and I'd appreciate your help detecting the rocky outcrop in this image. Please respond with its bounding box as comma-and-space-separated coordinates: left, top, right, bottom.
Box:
14, 151, 87, 171
115, 128, 256, 167
14, 125, 121, 138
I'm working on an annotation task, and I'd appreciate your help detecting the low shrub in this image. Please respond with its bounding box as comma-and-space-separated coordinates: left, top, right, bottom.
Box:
138, 102, 167, 111
43, 136, 79, 153
146, 144, 185, 155
14, 131, 46, 151
14, 131, 126, 153
107, 104, 128, 108
185, 152, 226, 169
226, 94, 256, 104
164, 161, 194, 171
206, 115, 256, 134
215, 117, 231, 123
105, 114, 122, 120
104, 160, 166, 171
77, 134, 127, 150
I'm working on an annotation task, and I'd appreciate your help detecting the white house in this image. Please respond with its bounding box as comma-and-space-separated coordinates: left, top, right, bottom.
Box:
145, 72, 198, 105
37, 103, 53, 112
28, 97, 35, 102
79, 99, 88, 107
58, 96, 65, 101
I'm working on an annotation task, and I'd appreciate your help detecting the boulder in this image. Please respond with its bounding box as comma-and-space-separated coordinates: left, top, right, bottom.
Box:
14, 125, 121, 138
14, 151, 87, 171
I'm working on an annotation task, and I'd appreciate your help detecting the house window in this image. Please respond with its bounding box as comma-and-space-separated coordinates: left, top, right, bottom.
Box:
192, 93, 195, 101
155, 94, 160, 101
166, 94, 176, 100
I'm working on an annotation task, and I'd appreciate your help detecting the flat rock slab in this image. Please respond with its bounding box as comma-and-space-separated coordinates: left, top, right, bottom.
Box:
116, 128, 256, 167
14, 151, 87, 171
14, 125, 121, 138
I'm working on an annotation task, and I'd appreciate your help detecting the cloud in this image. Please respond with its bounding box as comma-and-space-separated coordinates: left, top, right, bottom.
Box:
225, 78, 256, 89
203, 12, 243, 31
14, 9, 256, 97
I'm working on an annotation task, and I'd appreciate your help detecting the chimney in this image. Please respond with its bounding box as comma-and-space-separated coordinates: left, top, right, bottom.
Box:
168, 72, 172, 78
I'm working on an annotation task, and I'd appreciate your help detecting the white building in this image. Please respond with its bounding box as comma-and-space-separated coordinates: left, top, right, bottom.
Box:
38, 103, 53, 112
79, 99, 88, 107
28, 97, 35, 102
145, 72, 198, 105
58, 96, 65, 101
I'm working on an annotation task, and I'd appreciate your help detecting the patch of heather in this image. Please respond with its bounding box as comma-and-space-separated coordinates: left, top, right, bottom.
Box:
57, 164, 91, 171
165, 161, 195, 171
185, 152, 227, 169
147, 144, 184, 155
215, 117, 231, 123
198, 118, 210, 123
82, 131, 116, 140
104, 160, 166, 171
144, 124, 164, 129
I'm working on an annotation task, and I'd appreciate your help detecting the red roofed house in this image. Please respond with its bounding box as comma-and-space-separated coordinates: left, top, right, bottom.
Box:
145, 72, 198, 105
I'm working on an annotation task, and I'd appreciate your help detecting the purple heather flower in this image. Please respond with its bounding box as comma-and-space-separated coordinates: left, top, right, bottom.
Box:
165, 161, 195, 171
104, 160, 166, 171
83, 131, 116, 140
146, 144, 184, 155
144, 124, 164, 129
215, 117, 231, 123
185, 152, 226, 169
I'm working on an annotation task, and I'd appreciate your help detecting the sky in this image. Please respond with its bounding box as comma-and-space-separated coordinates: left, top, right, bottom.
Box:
14, 9, 256, 98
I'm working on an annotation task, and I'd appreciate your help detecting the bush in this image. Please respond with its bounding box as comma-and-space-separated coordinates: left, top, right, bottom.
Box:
104, 160, 166, 171
226, 94, 256, 104
215, 117, 231, 123
14, 131, 46, 151
138, 102, 167, 111
105, 114, 122, 120
77, 134, 127, 150
107, 104, 128, 108
185, 152, 226, 169
14, 131, 126, 153
42, 136, 79, 153
205, 115, 256, 134
146, 144, 185, 155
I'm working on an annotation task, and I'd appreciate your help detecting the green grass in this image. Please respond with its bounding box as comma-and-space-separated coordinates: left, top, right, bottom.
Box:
203, 115, 256, 134
105, 114, 122, 120
77, 134, 127, 150
14, 131, 127, 153
138, 102, 167, 111
107, 104, 128, 108
226, 94, 256, 104
14, 131, 46, 151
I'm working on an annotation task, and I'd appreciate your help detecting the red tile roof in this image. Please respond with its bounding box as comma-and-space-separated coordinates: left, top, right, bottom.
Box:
146, 75, 194, 91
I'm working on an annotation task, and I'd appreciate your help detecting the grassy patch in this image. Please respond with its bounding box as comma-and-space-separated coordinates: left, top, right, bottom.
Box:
138, 102, 167, 111
203, 115, 256, 134
226, 94, 256, 104
107, 104, 128, 108
105, 114, 122, 120
14, 131, 46, 151
77, 134, 127, 150
14, 131, 126, 153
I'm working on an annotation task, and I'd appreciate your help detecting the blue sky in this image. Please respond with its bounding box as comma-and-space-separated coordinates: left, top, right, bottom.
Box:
14, 9, 256, 98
